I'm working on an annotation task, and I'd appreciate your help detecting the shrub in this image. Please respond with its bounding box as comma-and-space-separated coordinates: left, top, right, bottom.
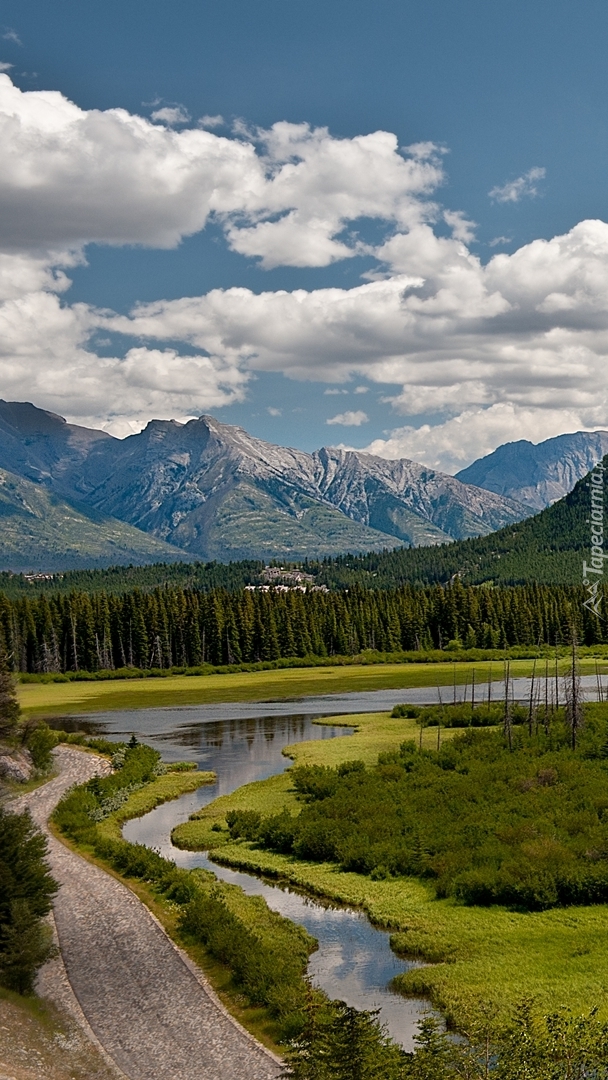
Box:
26, 725, 57, 771
226, 809, 262, 840
254, 716, 608, 910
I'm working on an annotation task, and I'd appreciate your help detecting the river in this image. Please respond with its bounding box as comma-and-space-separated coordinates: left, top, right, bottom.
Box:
64, 699, 433, 1050
66, 673, 604, 1050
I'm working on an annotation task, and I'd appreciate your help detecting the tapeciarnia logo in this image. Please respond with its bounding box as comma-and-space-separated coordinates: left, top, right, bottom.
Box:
582, 462, 605, 617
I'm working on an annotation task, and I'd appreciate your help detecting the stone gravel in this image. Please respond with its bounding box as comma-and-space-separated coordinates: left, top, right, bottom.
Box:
13, 747, 280, 1080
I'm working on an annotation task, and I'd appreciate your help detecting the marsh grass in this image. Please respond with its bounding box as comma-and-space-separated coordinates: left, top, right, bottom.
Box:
17, 657, 601, 717
173, 709, 608, 1030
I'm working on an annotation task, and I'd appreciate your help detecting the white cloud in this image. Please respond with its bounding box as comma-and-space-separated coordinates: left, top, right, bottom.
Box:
0, 250, 78, 300
0, 73, 607, 464
0, 289, 249, 429
359, 405, 607, 474
0, 62, 13, 72
443, 209, 476, 243
267, 406, 281, 416
150, 105, 191, 126
0, 75, 444, 265
354, 386, 368, 394
324, 388, 348, 395
105, 218, 608, 456
199, 114, 224, 129
489, 167, 546, 204
489, 235, 512, 247
2, 29, 21, 45
327, 410, 369, 426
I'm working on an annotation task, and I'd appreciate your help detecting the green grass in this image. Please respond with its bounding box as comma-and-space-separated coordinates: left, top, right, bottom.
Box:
173, 713, 445, 850
17, 656, 600, 717
94, 768, 216, 842
51, 758, 307, 1054
173, 711, 608, 1030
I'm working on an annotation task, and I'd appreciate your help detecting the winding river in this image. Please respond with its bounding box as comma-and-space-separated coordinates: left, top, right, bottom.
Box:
63, 694, 437, 1050
68, 673, 605, 1050
52, 673, 607, 1049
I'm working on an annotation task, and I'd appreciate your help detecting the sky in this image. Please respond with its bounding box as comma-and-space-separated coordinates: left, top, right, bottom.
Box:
2, 1, 608, 473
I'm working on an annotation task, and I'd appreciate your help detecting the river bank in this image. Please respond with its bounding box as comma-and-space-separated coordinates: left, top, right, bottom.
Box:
167, 709, 608, 1031
19, 656, 605, 717
39, 685, 608, 1042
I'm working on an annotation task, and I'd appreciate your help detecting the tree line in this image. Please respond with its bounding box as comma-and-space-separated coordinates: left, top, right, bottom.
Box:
1, 580, 606, 673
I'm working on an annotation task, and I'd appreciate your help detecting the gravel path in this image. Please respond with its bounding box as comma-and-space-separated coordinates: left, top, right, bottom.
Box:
13, 747, 280, 1080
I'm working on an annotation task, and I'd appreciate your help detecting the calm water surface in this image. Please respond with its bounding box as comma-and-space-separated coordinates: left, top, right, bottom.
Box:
67, 704, 431, 1049
56, 673, 606, 1046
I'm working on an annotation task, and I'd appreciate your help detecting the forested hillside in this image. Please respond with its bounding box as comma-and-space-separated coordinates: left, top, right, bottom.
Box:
317, 457, 603, 588
2, 580, 605, 673
0, 559, 264, 599
2, 451, 599, 597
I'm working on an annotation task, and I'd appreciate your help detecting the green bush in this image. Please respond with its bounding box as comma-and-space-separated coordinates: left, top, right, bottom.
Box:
53, 754, 316, 1039
52, 743, 161, 843
253, 711, 608, 911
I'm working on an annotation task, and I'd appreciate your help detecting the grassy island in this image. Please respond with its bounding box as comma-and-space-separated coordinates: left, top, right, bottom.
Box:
172, 706, 608, 1031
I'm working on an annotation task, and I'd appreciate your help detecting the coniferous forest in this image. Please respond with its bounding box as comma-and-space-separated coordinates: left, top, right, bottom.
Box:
1, 580, 606, 674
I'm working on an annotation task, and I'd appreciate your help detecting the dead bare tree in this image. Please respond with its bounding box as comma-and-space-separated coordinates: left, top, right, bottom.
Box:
528, 659, 537, 737
504, 659, 513, 751
564, 632, 584, 751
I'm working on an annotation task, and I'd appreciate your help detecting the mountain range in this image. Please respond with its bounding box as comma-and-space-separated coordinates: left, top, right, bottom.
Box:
0, 400, 526, 569
317, 452, 607, 590
0, 399, 606, 571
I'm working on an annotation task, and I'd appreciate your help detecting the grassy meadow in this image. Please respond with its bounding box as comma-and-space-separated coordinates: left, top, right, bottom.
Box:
16, 655, 605, 717
172, 711, 608, 1030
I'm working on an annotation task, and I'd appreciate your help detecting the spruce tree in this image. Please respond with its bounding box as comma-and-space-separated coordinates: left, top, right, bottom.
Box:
0, 807, 58, 993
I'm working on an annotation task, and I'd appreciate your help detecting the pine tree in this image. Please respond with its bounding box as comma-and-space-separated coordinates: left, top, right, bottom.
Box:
0, 807, 58, 994
0, 898, 56, 994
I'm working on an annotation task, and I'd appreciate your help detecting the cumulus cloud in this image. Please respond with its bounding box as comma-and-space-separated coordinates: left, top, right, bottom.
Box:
267, 406, 281, 416
489, 167, 546, 203
360, 405, 607, 475
150, 105, 191, 125
0, 289, 249, 430
104, 218, 608, 462
0, 75, 443, 263
0, 73, 608, 464
327, 410, 369, 426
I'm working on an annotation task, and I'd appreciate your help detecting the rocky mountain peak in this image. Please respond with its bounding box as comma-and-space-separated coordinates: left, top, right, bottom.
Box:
456, 430, 608, 509
0, 400, 531, 565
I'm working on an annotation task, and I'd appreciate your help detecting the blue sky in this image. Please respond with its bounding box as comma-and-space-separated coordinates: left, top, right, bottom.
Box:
1, 0, 608, 470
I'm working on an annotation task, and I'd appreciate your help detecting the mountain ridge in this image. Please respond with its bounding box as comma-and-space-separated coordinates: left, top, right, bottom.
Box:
456, 430, 608, 510
0, 401, 528, 565
0, 466, 191, 571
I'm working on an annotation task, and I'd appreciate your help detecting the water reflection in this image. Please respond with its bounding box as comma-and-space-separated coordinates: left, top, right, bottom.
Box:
116, 709, 430, 1051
